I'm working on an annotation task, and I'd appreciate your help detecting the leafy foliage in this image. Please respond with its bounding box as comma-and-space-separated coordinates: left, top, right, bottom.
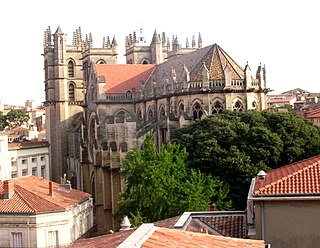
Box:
5, 109, 29, 129
0, 112, 6, 131
173, 110, 320, 209
117, 132, 231, 225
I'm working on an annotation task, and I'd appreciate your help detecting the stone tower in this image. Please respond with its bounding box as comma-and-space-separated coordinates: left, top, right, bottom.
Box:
42, 26, 118, 184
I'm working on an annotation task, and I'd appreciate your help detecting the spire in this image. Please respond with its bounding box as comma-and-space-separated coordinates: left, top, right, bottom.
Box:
89, 33, 93, 48
167, 37, 171, 51
192, 35, 196, 48
55, 25, 62, 35
111, 36, 118, 47
151, 30, 161, 44
186, 38, 189, 48
133, 31, 137, 43
43, 26, 52, 48
198, 32, 202, 48
162, 32, 166, 46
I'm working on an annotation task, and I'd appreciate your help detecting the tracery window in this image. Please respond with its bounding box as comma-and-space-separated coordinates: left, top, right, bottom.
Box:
193, 102, 203, 120
68, 61, 74, 78
159, 107, 166, 118
178, 103, 184, 116
233, 100, 243, 111
212, 101, 223, 114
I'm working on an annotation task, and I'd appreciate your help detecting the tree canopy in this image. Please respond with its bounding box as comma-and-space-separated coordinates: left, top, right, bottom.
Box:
0, 112, 6, 131
173, 110, 320, 209
1, 109, 30, 130
117, 132, 231, 226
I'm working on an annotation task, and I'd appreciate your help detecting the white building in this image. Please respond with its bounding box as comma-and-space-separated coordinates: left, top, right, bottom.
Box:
8, 140, 50, 179
0, 132, 50, 180
0, 133, 10, 180
0, 175, 93, 248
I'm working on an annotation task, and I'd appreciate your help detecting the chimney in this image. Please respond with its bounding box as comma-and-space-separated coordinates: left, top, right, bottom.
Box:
59, 174, 72, 190
3, 180, 15, 199
49, 181, 54, 196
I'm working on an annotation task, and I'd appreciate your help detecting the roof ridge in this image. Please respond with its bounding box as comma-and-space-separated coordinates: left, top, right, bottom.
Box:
217, 45, 243, 79
14, 185, 38, 212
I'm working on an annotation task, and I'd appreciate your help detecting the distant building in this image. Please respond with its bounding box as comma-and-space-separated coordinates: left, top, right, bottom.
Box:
247, 155, 320, 248
0, 176, 93, 248
0, 133, 10, 180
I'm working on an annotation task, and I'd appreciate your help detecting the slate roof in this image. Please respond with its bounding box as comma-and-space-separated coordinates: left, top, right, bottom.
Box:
0, 176, 91, 213
95, 64, 155, 93
146, 44, 244, 86
253, 155, 320, 196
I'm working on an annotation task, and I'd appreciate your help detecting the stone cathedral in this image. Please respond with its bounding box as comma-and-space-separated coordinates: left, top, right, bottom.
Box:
42, 26, 268, 231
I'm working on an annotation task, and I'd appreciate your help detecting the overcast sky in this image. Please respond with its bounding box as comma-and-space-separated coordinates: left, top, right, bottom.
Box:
0, 0, 319, 107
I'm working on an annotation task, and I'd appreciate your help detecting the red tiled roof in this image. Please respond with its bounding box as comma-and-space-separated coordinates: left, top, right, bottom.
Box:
69, 229, 135, 248
199, 215, 246, 238
141, 227, 265, 248
0, 176, 91, 213
95, 64, 155, 93
254, 155, 320, 195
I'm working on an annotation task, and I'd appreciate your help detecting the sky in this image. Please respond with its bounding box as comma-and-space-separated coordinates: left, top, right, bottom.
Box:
0, 0, 319, 107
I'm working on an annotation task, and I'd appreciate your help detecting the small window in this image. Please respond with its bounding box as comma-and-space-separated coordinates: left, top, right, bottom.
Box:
68, 61, 74, 78
11, 172, 17, 178
22, 169, 27, 176
22, 159, 26, 165
41, 166, 45, 178
69, 83, 75, 101
31, 157, 36, 163
11, 232, 23, 248
48, 230, 59, 248
40, 156, 45, 162
32, 168, 36, 176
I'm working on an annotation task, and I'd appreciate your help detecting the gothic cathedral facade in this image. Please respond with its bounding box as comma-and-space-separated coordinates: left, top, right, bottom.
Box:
43, 26, 268, 231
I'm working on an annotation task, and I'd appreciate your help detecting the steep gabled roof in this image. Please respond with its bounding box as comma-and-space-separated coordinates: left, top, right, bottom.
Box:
253, 155, 320, 196
95, 64, 155, 93
145, 44, 244, 86
190, 44, 244, 81
0, 176, 91, 213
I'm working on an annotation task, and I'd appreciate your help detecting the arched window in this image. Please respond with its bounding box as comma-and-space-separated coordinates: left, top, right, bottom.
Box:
178, 103, 184, 116
148, 108, 154, 121
159, 106, 166, 118
137, 109, 142, 122
68, 61, 75, 78
69, 83, 75, 101
252, 101, 257, 110
96, 59, 106, 64
212, 101, 223, 114
233, 100, 243, 111
193, 102, 203, 120
141, 58, 150, 64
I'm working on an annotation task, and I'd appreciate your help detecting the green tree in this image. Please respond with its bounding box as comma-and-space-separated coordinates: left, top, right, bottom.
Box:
173, 110, 320, 209
117, 132, 231, 225
6, 109, 29, 128
0, 112, 6, 131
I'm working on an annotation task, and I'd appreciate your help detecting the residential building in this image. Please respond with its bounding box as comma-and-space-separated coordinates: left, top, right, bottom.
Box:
8, 140, 50, 179
0, 175, 93, 248
247, 155, 320, 248
0, 133, 10, 180
43, 25, 268, 231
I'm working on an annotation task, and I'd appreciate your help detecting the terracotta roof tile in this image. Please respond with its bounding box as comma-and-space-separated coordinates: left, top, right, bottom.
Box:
254, 155, 320, 195
141, 227, 265, 248
199, 215, 246, 238
0, 176, 91, 213
95, 64, 155, 93
69, 229, 135, 248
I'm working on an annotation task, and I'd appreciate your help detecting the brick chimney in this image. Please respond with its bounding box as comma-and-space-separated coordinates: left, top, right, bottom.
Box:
49, 181, 54, 196
3, 180, 15, 199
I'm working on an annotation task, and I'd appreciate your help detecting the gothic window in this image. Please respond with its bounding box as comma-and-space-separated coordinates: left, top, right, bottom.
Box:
137, 109, 142, 122
252, 101, 257, 109
233, 100, 243, 111
68, 61, 75, 78
178, 103, 184, 116
141, 58, 150, 64
159, 106, 166, 118
69, 83, 75, 101
212, 101, 223, 114
193, 102, 203, 120
147, 108, 154, 121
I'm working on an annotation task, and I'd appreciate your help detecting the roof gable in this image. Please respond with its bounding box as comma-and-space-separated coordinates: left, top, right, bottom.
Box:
254, 155, 320, 196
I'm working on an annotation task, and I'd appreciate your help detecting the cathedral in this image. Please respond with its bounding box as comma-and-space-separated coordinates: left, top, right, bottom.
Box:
42, 26, 268, 231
